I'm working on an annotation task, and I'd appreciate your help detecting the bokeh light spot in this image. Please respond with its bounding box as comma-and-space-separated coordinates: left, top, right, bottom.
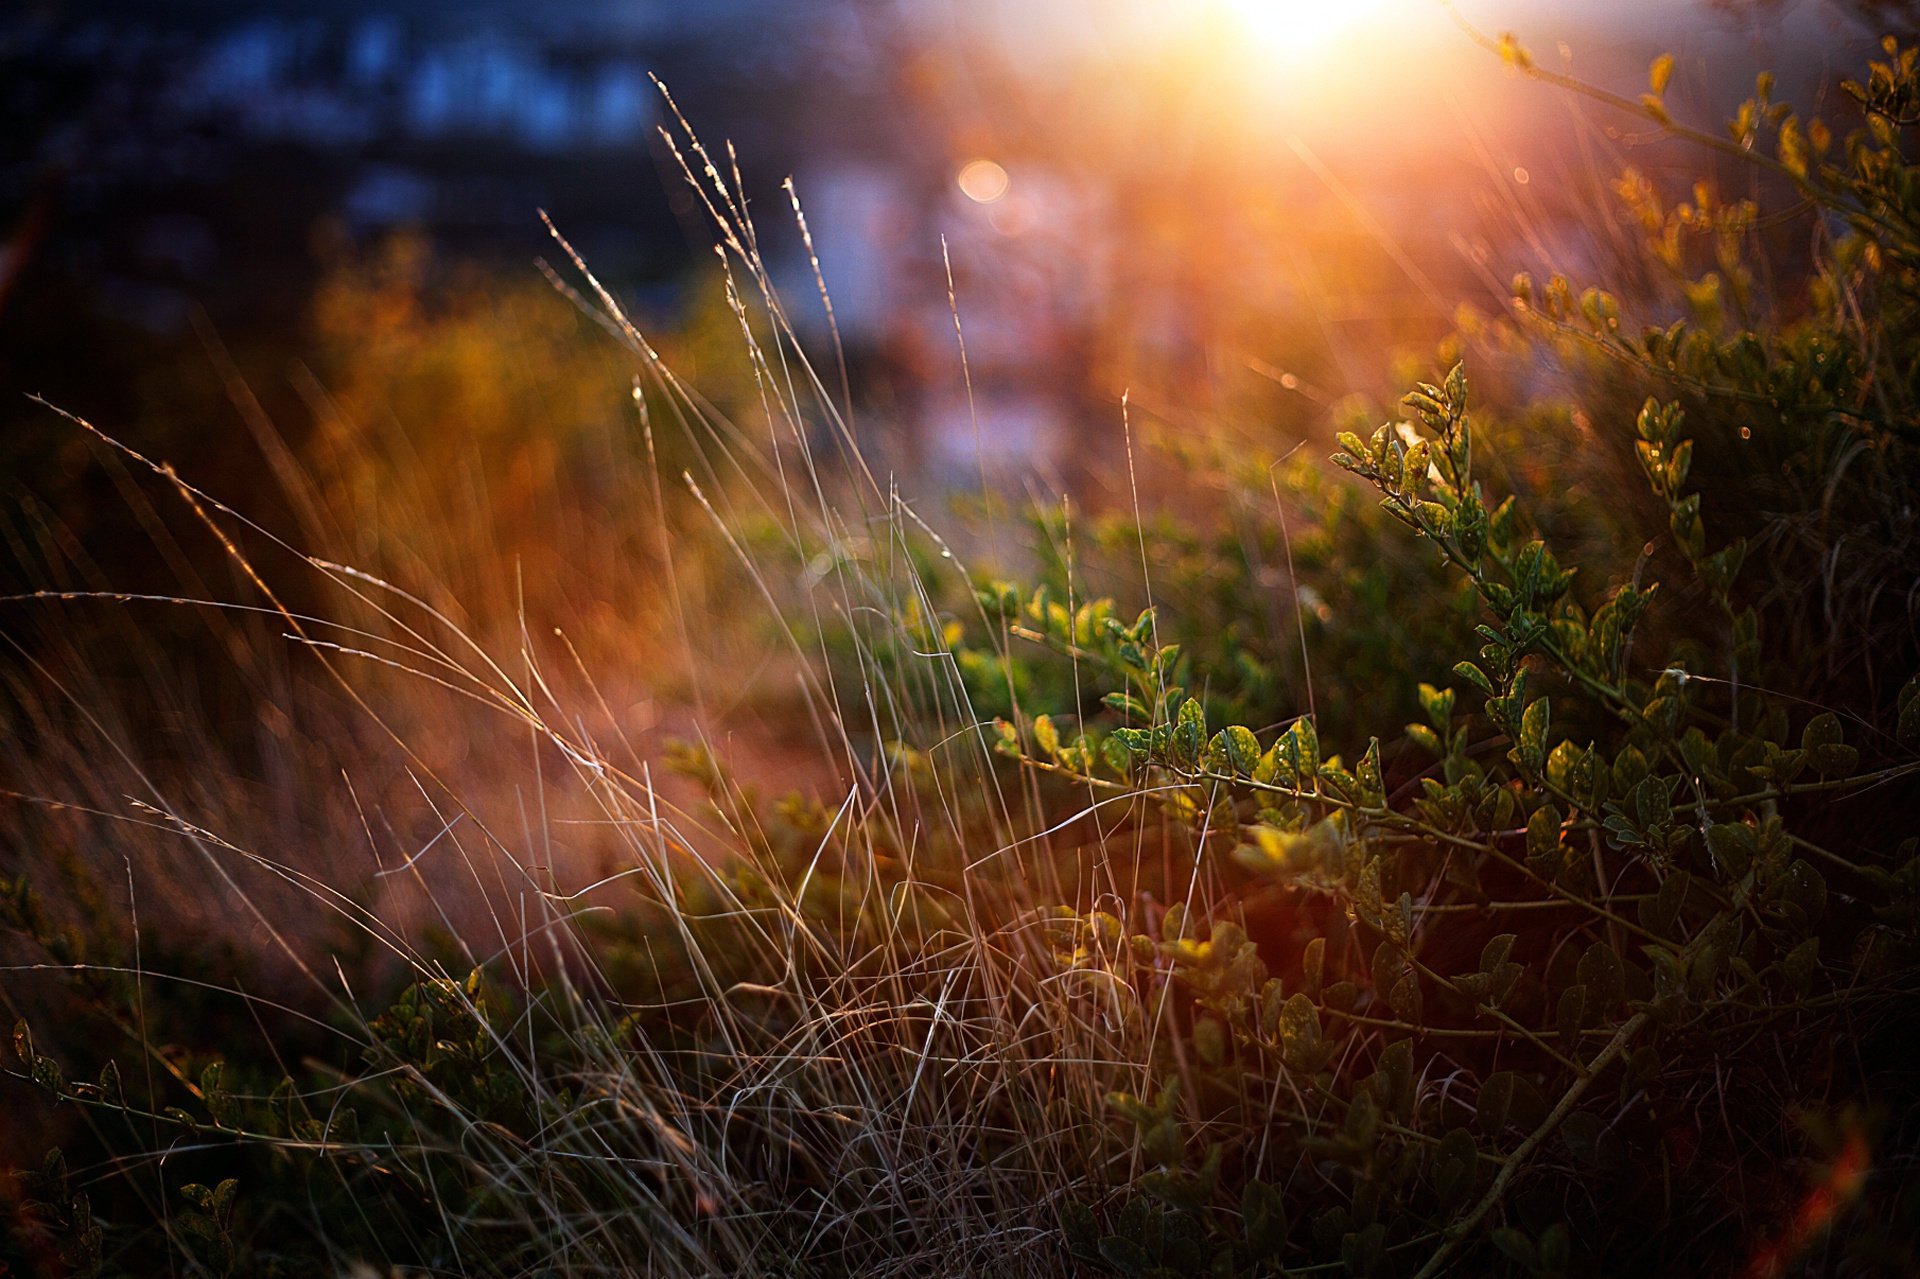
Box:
957, 158, 1011, 204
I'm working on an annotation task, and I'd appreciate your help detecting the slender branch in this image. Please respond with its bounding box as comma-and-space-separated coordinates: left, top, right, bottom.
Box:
1411, 1010, 1650, 1279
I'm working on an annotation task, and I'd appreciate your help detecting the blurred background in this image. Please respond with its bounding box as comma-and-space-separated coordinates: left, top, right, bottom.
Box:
2, 0, 1903, 501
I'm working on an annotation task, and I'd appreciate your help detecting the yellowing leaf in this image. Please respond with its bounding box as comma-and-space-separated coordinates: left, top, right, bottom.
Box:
1650, 53, 1675, 96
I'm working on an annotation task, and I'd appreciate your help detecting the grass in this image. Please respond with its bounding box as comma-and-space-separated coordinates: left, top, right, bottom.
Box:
2, 91, 1165, 1278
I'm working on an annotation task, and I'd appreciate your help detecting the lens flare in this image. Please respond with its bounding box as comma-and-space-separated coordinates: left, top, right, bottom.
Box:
957, 159, 1011, 204
1217, 0, 1392, 62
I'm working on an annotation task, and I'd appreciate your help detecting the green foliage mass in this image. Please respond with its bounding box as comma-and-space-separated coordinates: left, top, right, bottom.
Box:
954, 40, 1920, 1277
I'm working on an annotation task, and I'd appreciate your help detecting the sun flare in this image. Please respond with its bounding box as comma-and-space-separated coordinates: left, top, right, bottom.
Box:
1216, 0, 1393, 62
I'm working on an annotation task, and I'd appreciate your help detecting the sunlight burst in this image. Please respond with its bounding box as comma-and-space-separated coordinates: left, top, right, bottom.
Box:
1216, 0, 1393, 63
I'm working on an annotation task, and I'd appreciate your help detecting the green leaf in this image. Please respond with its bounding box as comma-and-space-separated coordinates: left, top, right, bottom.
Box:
98, 1059, 124, 1106
1613, 746, 1650, 794
1417, 500, 1454, 535
1371, 940, 1409, 999
1557, 984, 1589, 1051
1666, 437, 1694, 491
1354, 856, 1384, 922
1173, 697, 1207, 764
1630, 776, 1673, 831
1387, 968, 1422, 1020
1392, 891, 1415, 949
1706, 822, 1757, 877
1478, 1071, 1516, 1136
1541, 1223, 1573, 1273
1801, 712, 1843, 753
1492, 1227, 1538, 1269
1519, 696, 1551, 766
30, 1053, 65, 1094
1404, 437, 1434, 485
1418, 682, 1456, 726
1062, 1202, 1101, 1260
1577, 941, 1625, 1007
1221, 724, 1262, 775
1342, 1223, 1387, 1279
1526, 803, 1563, 877
1375, 1038, 1415, 1117
1453, 661, 1494, 698
1242, 1179, 1289, 1258
1357, 738, 1386, 806
1155, 643, 1183, 682
991, 718, 1019, 758
1280, 717, 1320, 779
1778, 860, 1828, 926
1098, 1235, 1151, 1276
1433, 1127, 1477, 1209
1192, 1016, 1226, 1066
1279, 993, 1321, 1071
1302, 936, 1325, 995
1561, 1111, 1607, 1167
1897, 676, 1920, 748
1640, 869, 1690, 934
1806, 723, 1859, 777
1778, 936, 1820, 994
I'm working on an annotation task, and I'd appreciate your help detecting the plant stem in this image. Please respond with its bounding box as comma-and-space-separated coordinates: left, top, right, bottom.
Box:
1410, 1010, 1650, 1279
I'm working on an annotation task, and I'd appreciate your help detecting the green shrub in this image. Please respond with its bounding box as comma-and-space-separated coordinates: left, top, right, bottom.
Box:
967, 38, 1920, 1277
